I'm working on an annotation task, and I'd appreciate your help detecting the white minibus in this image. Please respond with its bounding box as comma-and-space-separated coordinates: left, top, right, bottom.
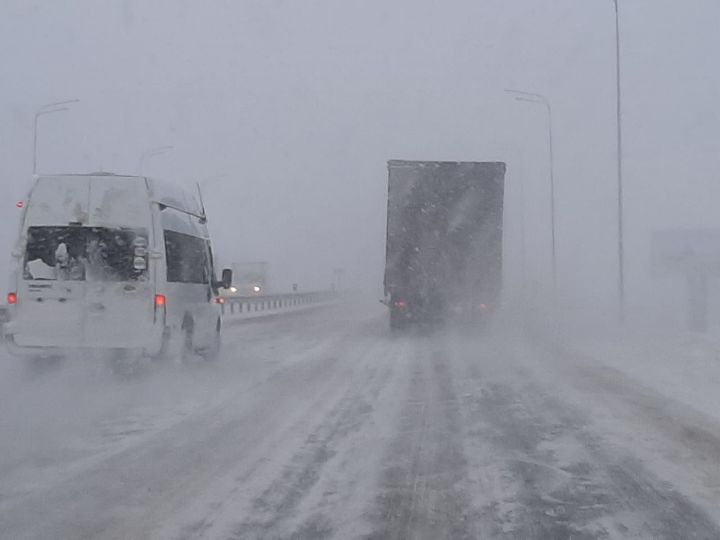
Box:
4, 173, 232, 364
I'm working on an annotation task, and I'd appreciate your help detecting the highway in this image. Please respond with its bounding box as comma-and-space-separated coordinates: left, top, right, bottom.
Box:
1, 301, 720, 539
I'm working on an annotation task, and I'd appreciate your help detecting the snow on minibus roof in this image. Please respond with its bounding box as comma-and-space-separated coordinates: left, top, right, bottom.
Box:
149, 178, 204, 216
33, 173, 203, 214
28, 174, 152, 228
30, 173, 205, 222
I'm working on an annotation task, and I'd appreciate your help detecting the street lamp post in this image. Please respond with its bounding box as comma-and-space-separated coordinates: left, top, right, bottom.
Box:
138, 145, 174, 175
33, 99, 80, 176
613, 0, 625, 322
505, 89, 557, 289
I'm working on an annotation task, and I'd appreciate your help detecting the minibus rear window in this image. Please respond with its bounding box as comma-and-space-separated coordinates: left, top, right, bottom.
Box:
23, 226, 149, 282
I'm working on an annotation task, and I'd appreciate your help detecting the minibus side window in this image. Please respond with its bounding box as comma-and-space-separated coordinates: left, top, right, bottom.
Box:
164, 230, 211, 284
207, 242, 218, 293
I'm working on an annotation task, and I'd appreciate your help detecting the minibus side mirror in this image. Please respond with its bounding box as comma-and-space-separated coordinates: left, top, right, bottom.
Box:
220, 268, 232, 290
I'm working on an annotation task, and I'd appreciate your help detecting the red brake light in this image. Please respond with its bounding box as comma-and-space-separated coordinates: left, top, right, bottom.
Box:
7, 293, 17, 305
154, 294, 166, 307
393, 299, 406, 309
214, 297, 225, 304
16, 201, 24, 209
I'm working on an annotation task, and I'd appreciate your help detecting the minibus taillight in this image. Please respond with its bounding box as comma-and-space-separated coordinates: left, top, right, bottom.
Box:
7, 293, 17, 305
154, 294, 166, 307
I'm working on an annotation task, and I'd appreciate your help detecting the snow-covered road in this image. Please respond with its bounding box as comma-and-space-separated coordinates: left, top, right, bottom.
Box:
1, 302, 720, 539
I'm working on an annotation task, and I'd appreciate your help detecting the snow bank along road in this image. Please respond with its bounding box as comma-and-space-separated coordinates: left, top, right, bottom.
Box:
1, 303, 720, 539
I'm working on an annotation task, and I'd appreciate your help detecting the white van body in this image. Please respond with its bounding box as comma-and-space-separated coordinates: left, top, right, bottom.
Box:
4, 173, 227, 361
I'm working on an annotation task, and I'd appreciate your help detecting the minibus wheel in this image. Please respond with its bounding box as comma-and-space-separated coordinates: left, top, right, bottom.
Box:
180, 318, 195, 363
201, 321, 221, 362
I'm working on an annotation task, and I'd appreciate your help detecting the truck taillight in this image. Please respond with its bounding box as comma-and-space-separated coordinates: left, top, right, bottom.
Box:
154, 294, 166, 307
7, 292, 17, 305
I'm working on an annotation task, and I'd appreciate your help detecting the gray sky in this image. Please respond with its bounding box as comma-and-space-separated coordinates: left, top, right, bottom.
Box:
1, 0, 719, 319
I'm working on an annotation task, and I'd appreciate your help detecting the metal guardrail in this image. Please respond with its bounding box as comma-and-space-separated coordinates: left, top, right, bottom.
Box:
220, 291, 336, 318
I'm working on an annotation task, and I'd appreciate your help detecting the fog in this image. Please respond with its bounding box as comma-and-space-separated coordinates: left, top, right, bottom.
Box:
2, 3, 720, 537
0, 0, 717, 323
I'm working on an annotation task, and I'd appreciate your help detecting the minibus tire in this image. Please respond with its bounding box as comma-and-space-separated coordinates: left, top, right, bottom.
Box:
181, 318, 194, 363
201, 323, 221, 362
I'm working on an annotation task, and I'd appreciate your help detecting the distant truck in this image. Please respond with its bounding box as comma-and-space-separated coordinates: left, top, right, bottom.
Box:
384, 160, 505, 329
230, 261, 268, 295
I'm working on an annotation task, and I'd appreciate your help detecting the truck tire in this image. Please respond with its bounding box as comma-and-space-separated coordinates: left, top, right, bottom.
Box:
26, 355, 63, 376
389, 310, 407, 332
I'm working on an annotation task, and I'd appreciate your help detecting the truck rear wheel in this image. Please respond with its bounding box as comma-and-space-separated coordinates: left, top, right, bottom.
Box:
26, 355, 64, 376
389, 310, 407, 332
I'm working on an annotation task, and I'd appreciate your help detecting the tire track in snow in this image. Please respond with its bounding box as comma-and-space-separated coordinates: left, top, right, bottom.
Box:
162, 315, 394, 540
0, 313, 380, 540
454, 337, 720, 539
226, 340, 389, 539
365, 341, 477, 540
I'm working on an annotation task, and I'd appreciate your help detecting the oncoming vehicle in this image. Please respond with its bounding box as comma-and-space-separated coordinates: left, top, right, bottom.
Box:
230, 261, 268, 295
3, 173, 232, 364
